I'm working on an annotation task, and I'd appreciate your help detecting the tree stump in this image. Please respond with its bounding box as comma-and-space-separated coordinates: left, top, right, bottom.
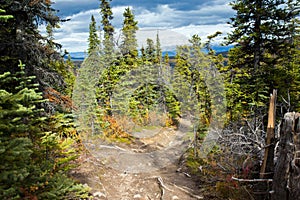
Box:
272, 112, 300, 200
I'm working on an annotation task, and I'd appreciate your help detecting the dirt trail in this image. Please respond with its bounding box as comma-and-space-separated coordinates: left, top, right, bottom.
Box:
72, 119, 203, 199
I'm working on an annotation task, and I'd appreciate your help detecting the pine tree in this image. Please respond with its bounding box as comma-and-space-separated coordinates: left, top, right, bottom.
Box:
100, 0, 115, 56
155, 31, 162, 64
0, 62, 90, 199
226, 0, 300, 117
0, 0, 74, 114
88, 15, 101, 55
0, 0, 60, 73
173, 35, 211, 130
73, 54, 103, 136
145, 38, 156, 63
120, 7, 138, 66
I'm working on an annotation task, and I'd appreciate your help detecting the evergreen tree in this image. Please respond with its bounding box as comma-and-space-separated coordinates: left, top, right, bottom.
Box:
73, 53, 104, 136
226, 0, 300, 118
120, 7, 139, 66
0, 0, 60, 73
141, 45, 146, 62
155, 31, 162, 64
97, 0, 119, 116
88, 15, 101, 55
145, 38, 156, 63
0, 0, 74, 113
173, 35, 211, 130
100, 0, 115, 56
0, 62, 90, 199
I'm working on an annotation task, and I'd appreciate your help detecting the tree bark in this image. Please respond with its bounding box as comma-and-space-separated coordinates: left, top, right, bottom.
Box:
272, 112, 300, 200
289, 113, 300, 199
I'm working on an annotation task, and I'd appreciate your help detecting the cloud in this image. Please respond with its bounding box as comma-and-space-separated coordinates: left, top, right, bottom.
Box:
46, 0, 234, 52
134, 4, 233, 28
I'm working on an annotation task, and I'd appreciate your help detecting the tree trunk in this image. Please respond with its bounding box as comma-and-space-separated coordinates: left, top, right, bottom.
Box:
272, 112, 300, 200
260, 89, 277, 179
289, 113, 300, 199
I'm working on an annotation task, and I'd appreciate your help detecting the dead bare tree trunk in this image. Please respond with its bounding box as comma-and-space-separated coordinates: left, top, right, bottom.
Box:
289, 113, 300, 199
260, 89, 277, 179
272, 112, 300, 200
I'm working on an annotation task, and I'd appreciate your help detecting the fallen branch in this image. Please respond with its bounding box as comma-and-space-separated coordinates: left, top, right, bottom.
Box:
231, 176, 273, 182
146, 176, 173, 192
172, 184, 203, 199
157, 177, 165, 200
182, 172, 191, 177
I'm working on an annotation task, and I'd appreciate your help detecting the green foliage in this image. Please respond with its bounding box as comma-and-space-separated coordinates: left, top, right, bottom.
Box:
49, 60, 76, 96
145, 38, 156, 63
120, 7, 139, 65
0, 9, 13, 21
226, 0, 300, 118
73, 53, 104, 136
88, 15, 101, 55
0, 1, 73, 115
0, 0, 60, 72
173, 35, 211, 126
155, 32, 162, 63
100, 0, 115, 56
0, 62, 90, 199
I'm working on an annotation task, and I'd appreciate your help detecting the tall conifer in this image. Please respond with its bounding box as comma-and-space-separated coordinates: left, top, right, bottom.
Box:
88, 15, 101, 55
120, 7, 138, 65
226, 0, 300, 117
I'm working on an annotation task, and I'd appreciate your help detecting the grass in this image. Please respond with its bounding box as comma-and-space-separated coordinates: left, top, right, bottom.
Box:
132, 125, 161, 132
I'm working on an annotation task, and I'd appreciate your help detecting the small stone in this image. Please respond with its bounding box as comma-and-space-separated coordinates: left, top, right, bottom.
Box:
133, 194, 142, 199
172, 196, 180, 200
93, 191, 106, 198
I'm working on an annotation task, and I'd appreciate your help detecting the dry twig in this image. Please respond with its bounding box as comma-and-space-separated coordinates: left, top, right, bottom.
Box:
172, 184, 204, 199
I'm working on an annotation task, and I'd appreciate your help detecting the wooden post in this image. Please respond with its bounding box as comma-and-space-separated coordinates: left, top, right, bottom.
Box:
272, 112, 300, 200
260, 89, 277, 179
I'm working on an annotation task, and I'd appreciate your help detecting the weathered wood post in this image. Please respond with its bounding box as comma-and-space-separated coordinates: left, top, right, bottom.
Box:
272, 112, 300, 200
252, 90, 276, 200
260, 89, 277, 179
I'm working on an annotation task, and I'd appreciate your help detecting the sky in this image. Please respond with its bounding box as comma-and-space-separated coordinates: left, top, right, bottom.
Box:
48, 0, 235, 52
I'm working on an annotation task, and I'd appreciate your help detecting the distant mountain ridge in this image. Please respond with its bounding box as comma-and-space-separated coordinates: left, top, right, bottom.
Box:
66, 45, 233, 61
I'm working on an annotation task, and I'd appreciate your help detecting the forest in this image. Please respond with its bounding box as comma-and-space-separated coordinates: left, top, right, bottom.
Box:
0, 0, 299, 199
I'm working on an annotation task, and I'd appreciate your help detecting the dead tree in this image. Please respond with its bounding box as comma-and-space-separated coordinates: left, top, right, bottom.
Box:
272, 112, 300, 200
260, 89, 277, 179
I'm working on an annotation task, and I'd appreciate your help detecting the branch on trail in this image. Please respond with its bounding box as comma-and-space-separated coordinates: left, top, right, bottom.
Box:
172, 184, 204, 199
156, 176, 174, 200
231, 176, 273, 182
145, 176, 173, 200
147, 176, 173, 192
157, 177, 165, 200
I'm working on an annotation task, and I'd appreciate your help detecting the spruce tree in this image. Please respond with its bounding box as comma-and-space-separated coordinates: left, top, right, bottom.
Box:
0, 62, 90, 199
155, 31, 162, 64
173, 35, 211, 130
100, 0, 115, 56
88, 15, 101, 55
226, 0, 300, 117
120, 7, 138, 66
0, 0, 60, 73
73, 54, 103, 136
145, 38, 156, 63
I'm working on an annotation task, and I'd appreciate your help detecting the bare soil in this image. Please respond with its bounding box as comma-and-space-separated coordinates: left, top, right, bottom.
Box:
71, 119, 203, 200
